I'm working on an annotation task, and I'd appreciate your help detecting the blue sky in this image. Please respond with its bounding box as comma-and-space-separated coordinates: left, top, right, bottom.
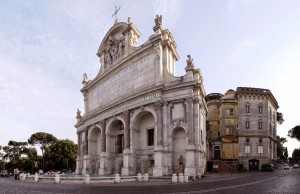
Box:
0, 0, 299, 156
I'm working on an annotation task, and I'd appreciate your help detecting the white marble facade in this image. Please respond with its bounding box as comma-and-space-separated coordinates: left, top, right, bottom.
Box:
75, 16, 207, 177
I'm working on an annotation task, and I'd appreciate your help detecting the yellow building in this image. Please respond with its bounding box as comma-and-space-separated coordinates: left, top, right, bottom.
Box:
207, 87, 280, 172
206, 90, 238, 171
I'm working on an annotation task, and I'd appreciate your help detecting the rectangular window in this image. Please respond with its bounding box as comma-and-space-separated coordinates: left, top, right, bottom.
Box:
245, 145, 250, 154
148, 128, 154, 146
230, 108, 234, 116
258, 145, 263, 154
245, 121, 250, 129
245, 105, 250, 114
258, 122, 263, 130
230, 126, 234, 135
117, 134, 124, 153
258, 105, 263, 114
226, 127, 230, 135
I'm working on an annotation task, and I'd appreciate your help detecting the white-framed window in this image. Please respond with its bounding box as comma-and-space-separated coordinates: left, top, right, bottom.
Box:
245, 145, 251, 154
258, 145, 263, 154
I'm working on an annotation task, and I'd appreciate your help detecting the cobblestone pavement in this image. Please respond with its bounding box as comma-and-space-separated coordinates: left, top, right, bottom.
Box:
0, 169, 299, 194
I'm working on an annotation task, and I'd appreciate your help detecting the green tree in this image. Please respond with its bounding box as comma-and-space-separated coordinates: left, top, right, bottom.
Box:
28, 132, 57, 171
3, 141, 28, 163
18, 147, 38, 173
2, 140, 28, 170
288, 125, 300, 141
45, 139, 77, 171
0, 145, 3, 158
277, 112, 284, 125
284, 147, 288, 160
277, 135, 288, 160
28, 132, 57, 156
292, 148, 300, 158
0, 145, 4, 170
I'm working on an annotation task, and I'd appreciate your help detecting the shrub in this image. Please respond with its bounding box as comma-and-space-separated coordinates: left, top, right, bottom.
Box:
238, 164, 244, 172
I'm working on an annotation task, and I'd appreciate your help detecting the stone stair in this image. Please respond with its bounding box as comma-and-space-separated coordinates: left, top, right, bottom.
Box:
211, 160, 234, 172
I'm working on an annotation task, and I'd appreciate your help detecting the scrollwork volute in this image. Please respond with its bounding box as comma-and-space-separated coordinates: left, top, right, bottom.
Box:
153, 99, 163, 111
122, 110, 130, 118
185, 96, 194, 103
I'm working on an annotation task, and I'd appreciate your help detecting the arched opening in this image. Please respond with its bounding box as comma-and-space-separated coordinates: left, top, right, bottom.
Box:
132, 111, 155, 175
107, 120, 124, 174
88, 127, 102, 174
172, 127, 187, 174
213, 146, 221, 160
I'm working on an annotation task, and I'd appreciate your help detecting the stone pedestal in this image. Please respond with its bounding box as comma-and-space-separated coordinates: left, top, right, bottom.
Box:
185, 145, 196, 177
75, 158, 82, 174
82, 155, 90, 175
121, 149, 131, 176
172, 174, 177, 183
153, 146, 163, 176
162, 147, 169, 175
98, 152, 107, 175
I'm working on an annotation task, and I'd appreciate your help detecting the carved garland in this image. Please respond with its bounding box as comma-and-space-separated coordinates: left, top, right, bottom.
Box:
170, 119, 187, 128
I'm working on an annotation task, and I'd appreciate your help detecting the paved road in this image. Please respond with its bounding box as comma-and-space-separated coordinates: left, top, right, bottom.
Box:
0, 169, 299, 194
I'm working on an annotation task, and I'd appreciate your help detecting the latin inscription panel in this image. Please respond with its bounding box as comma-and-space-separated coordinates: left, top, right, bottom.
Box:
87, 52, 156, 111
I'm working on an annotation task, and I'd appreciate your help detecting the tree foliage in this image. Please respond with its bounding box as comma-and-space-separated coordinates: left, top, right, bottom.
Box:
277, 135, 288, 160
2, 132, 77, 173
292, 148, 300, 158
2, 140, 28, 163
288, 125, 300, 141
276, 112, 284, 125
0, 145, 3, 158
28, 132, 57, 156
45, 139, 77, 171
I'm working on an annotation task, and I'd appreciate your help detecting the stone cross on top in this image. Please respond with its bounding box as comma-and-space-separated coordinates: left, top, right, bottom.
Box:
112, 6, 121, 24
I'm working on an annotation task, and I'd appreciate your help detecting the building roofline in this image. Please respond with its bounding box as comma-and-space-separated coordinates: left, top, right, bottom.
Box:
235, 87, 279, 108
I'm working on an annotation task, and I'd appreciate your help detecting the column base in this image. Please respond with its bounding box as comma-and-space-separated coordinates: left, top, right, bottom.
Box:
185, 145, 196, 177
153, 147, 163, 177
75, 158, 82, 174
82, 155, 90, 175
98, 152, 107, 175
121, 149, 131, 176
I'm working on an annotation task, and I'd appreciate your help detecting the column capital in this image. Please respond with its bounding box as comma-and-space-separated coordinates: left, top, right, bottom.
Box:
154, 99, 167, 110
123, 110, 130, 116
186, 96, 194, 103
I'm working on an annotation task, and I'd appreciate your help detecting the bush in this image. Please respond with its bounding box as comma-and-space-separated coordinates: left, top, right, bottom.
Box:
238, 164, 244, 172
207, 161, 213, 172
261, 164, 273, 172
